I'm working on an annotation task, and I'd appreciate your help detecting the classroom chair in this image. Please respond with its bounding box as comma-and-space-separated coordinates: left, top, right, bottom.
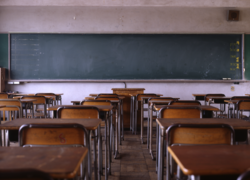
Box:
0, 92, 8, 99
159, 106, 202, 119
21, 96, 47, 118
204, 94, 226, 117
147, 97, 177, 149
237, 169, 250, 180
57, 106, 99, 180
236, 100, 250, 119
0, 99, 22, 121
95, 96, 123, 147
135, 94, 160, 143
81, 99, 113, 176
165, 123, 235, 180
19, 123, 89, 180
169, 100, 201, 105
0, 169, 53, 180
0, 93, 10, 122
228, 96, 250, 118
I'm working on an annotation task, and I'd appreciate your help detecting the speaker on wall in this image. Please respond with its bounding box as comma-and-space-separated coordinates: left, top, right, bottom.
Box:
227, 10, 240, 21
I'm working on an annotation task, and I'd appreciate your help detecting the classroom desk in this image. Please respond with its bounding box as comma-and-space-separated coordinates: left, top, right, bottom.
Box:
19, 99, 37, 118
148, 100, 179, 159
10, 93, 63, 105
85, 97, 123, 147
224, 100, 240, 118
0, 118, 101, 180
168, 145, 250, 180
130, 93, 163, 134
156, 118, 250, 180
47, 105, 112, 179
192, 94, 206, 101
0, 146, 88, 179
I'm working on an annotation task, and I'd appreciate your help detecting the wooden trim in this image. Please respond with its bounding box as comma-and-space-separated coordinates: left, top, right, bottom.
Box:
7, 79, 248, 83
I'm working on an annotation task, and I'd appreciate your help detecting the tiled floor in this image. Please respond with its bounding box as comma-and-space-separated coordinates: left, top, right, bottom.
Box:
105, 130, 158, 180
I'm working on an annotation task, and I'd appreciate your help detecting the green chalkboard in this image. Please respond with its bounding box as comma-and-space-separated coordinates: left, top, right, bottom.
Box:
0, 34, 8, 70
10, 34, 242, 80
245, 35, 250, 80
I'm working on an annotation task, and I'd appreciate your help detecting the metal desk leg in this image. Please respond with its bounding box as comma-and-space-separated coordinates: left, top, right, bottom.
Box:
5, 130, 9, 147
88, 131, 93, 180
135, 98, 138, 135
1, 130, 5, 147
114, 108, 119, 159
118, 102, 121, 145
190, 175, 200, 180
93, 130, 98, 180
141, 99, 144, 144
131, 96, 135, 134
97, 126, 102, 180
130, 97, 132, 131
149, 104, 155, 159
121, 99, 124, 141
157, 125, 164, 180
147, 104, 150, 149
104, 113, 108, 180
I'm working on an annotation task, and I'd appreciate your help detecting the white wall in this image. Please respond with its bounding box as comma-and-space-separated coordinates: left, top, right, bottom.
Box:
1, 4, 250, 103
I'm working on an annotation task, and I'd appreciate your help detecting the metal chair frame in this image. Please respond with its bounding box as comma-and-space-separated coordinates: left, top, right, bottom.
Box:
165, 123, 235, 180
19, 123, 90, 180
57, 106, 100, 180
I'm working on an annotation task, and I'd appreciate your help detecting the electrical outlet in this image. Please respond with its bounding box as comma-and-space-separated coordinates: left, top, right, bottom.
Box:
231, 86, 235, 91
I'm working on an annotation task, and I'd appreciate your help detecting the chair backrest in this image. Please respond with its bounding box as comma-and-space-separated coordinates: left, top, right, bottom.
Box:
0, 92, 8, 99
57, 106, 99, 119
166, 123, 235, 146
0, 169, 53, 180
80, 100, 112, 106
204, 94, 225, 102
19, 123, 88, 147
159, 106, 202, 118
97, 93, 118, 97
237, 170, 250, 180
231, 96, 250, 100
136, 94, 159, 101
169, 100, 201, 106
236, 100, 250, 111
21, 96, 46, 105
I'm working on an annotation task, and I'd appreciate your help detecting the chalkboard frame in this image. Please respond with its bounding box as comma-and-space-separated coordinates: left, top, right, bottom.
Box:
8, 33, 245, 82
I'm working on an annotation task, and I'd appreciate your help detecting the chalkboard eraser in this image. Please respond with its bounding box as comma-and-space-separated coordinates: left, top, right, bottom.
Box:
222, 78, 227, 80
227, 78, 231, 80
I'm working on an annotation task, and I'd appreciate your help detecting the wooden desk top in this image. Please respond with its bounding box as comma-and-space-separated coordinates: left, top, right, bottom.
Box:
245, 94, 250, 96
156, 118, 250, 130
154, 105, 220, 111
89, 94, 126, 99
148, 98, 180, 104
111, 88, 145, 91
168, 145, 250, 175
19, 99, 37, 103
0, 118, 102, 131
10, 93, 63, 96
128, 94, 163, 98
224, 100, 239, 104
85, 97, 119, 103
207, 97, 231, 101
0, 147, 87, 179
13, 96, 51, 99
0, 105, 6, 108
47, 105, 112, 112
